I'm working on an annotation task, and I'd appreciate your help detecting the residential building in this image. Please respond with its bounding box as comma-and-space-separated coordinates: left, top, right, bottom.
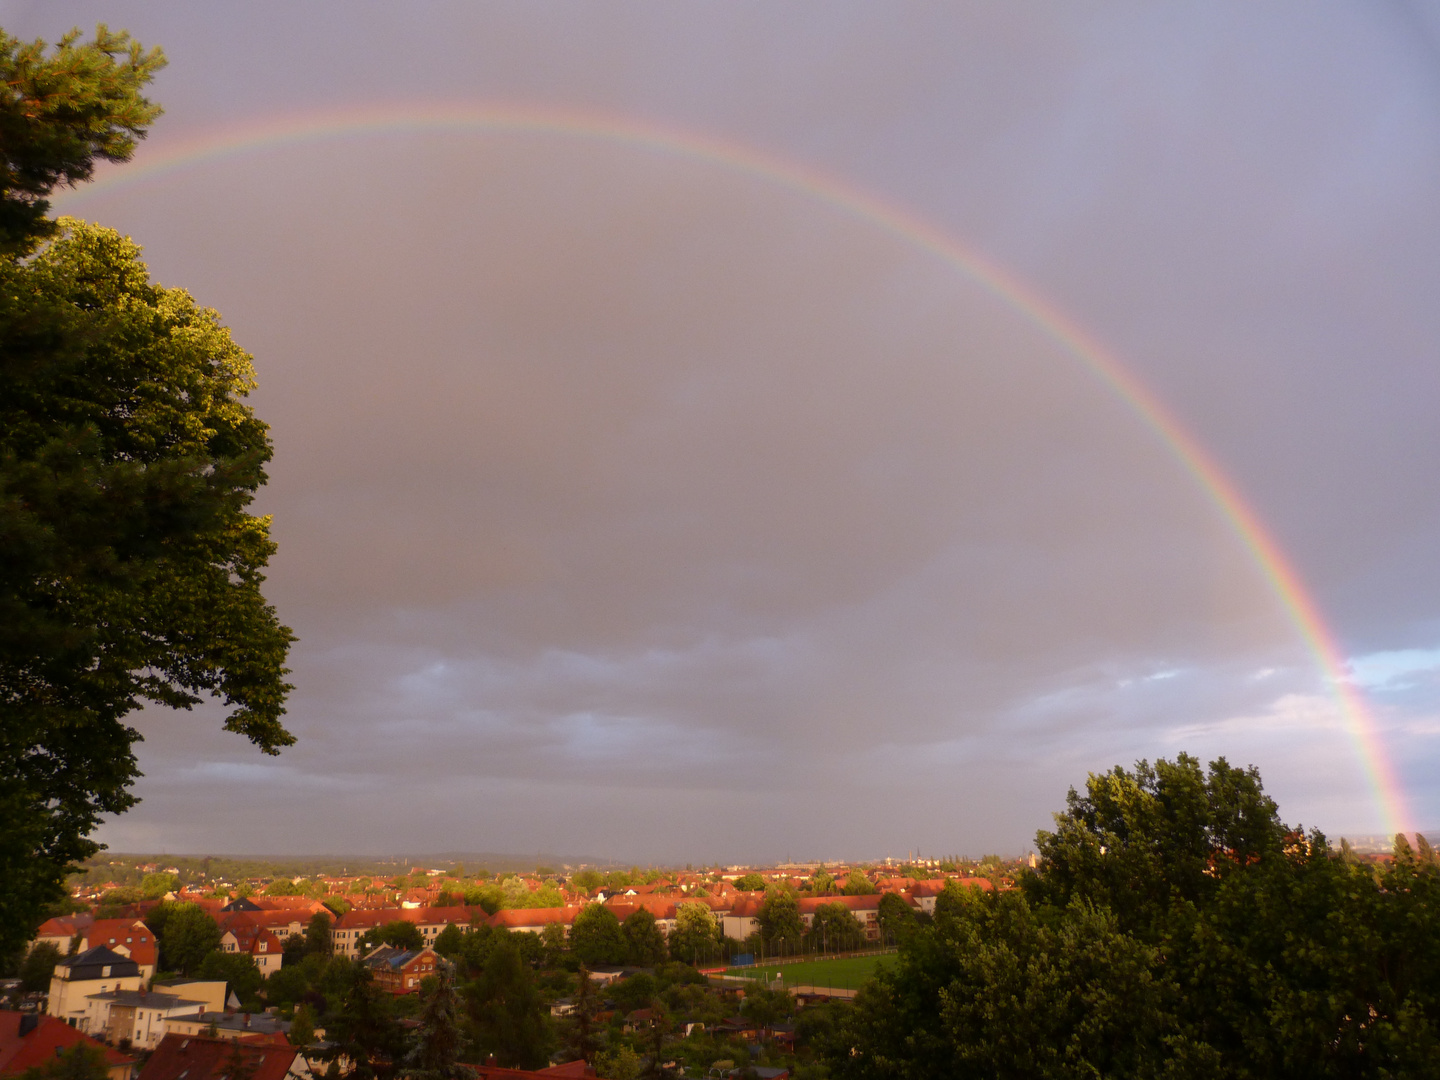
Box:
488, 908, 581, 936
29, 916, 94, 955
796, 895, 884, 942
360, 946, 441, 994
161, 1012, 291, 1042
720, 896, 765, 942
80, 991, 206, 1051
330, 907, 475, 958
149, 981, 228, 1015
75, 921, 158, 981
217, 923, 284, 974
47, 948, 143, 1030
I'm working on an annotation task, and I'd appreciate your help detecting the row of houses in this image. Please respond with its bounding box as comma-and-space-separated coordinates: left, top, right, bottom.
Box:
330, 877, 991, 954
35, 878, 995, 984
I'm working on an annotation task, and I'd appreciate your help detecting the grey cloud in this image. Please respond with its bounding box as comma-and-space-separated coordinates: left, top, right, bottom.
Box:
23, 1, 1432, 857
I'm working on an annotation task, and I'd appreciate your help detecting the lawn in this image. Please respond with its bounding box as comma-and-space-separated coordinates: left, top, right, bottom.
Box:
724, 953, 891, 990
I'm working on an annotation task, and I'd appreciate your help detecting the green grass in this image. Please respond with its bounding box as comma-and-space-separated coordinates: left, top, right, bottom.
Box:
723, 953, 890, 990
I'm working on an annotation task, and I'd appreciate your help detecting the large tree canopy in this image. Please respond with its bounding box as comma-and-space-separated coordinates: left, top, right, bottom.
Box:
824, 754, 1440, 1079
0, 25, 292, 961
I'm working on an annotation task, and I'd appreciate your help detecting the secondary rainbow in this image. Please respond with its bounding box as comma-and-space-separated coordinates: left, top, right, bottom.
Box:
58, 101, 1413, 836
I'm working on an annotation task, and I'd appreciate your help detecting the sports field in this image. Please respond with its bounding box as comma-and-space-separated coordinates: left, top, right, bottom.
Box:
724, 953, 890, 990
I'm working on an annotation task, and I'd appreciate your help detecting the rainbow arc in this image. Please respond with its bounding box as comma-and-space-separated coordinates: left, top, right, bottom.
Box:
57, 102, 1412, 836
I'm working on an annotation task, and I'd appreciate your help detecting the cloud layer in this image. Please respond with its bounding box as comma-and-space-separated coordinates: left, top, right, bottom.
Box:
23, 1, 1438, 859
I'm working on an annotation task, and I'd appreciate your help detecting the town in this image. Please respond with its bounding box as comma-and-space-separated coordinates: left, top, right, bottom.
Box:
1, 854, 1025, 1080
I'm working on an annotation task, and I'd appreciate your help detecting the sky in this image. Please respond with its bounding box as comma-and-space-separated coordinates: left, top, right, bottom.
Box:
10, 1, 1440, 862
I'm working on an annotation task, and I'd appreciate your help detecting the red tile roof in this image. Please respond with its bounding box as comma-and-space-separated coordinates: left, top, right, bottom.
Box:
333, 906, 477, 931
138, 1034, 294, 1080
488, 907, 580, 930
0, 1012, 133, 1077
83, 919, 157, 967
471, 1062, 595, 1078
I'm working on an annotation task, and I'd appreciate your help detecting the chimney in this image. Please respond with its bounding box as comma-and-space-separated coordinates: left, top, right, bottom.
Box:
18, 1014, 38, 1037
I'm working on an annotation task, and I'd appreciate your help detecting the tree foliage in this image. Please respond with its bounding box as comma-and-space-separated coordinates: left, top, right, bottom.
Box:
403, 969, 466, 1080
365, 921, 423, 953
668, 902, 720, 965
323, 966, 403, 1080
19, 941, 61, 992
824, 754, 1440, 1079
569, 904, 627, 967
0, 26, 164, 255
807, 902, 864, 953
621, 908, 667, 967
159, 903, 222, 975
198, 948, 262, 1004
464, 939, 549, 1069
0, 23, 292, 962
756, 893, 804, 954
841, 870, 876, 896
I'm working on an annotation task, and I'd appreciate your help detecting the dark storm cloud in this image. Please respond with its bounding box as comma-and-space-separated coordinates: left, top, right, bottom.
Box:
23, 1, 1440, 857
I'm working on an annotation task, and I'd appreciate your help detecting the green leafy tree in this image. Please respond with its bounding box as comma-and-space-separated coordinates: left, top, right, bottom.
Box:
824, 755, 1440, 1079
281, 935, 307, 968
197, 948, 262, 1004
740, 984, 792, 1042
19, 941, 61, 992
841, 870, 875, 896
288, 1003, 317, 1048
432, 924, 466, 960
456, 925, 504, 978
569, 904, 627, 967
0, 24, 293, 961
363, 921, 422, 953
464, 939, 549, 1069
538, 922, 568, 968
141, 872, 177, 899
668, 902, 720, 966
304, 912, 333, 957
875, 892, 916, 941
621, 908, 667, 967
159, 903, 221, 975
756, 894, 804, 956
808, 902, 864, 954
593, 1045, 642, 1080
570, 869, 603, 895
808, 871, 836, 896
732, 873, 765, 892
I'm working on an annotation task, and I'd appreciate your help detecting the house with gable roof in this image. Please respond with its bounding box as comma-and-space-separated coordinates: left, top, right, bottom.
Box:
360, 946, 441, 994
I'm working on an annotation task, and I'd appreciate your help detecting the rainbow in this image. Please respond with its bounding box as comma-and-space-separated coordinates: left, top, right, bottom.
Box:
57, 102, 1412, 836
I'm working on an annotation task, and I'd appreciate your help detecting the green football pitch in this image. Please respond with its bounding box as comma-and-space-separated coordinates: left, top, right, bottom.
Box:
724, 953, 890, 989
